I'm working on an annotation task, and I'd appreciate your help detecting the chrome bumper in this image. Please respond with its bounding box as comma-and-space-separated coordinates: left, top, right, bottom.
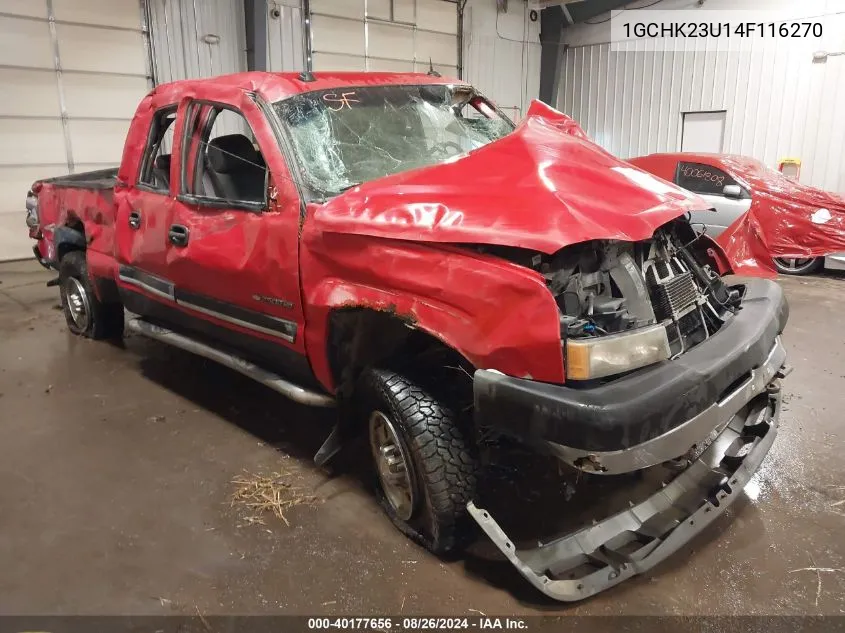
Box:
468, 373, 783, 602
546, 336, 787, 475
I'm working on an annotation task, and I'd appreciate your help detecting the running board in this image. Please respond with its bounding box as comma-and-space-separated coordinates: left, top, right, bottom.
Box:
126, 318, 335, 408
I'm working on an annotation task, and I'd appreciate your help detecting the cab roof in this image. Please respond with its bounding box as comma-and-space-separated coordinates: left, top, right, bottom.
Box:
152, 71, 467, 104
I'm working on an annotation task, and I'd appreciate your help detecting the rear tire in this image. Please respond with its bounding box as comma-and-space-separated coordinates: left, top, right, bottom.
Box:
59, 250, 124, 340
772, 256, 823, 275
358, 366, 479, 555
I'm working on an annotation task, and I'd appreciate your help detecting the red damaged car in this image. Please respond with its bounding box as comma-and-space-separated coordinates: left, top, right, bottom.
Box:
24, 72, 789, 601
629, 152, 845, 275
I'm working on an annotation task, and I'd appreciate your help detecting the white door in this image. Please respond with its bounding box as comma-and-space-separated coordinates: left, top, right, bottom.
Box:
0, 0, 151, 262
681, 111, 726, 154
308, 0, 458, 76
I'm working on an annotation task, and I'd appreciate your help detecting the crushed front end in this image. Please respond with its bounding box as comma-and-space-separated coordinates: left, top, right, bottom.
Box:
469, 220, 789, 601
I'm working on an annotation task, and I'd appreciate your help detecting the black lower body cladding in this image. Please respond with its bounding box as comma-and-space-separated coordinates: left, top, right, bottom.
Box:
468, 276, 789, 601
473, 277, 789, 455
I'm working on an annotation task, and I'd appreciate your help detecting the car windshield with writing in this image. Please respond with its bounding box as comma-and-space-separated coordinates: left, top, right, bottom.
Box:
272, 84, 515, 200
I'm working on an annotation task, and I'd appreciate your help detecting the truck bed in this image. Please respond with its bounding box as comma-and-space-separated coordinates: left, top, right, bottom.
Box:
30, 168, 120, 268
36, 168, 118, 191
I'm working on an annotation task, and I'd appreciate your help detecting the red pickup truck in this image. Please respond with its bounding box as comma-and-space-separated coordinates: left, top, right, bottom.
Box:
25, 71, 789, 601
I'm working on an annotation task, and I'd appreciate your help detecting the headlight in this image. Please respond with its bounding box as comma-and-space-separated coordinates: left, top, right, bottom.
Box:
565, 324, 671, 380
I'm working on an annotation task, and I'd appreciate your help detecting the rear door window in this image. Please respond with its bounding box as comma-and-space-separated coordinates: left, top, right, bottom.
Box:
137, 106, 177, 193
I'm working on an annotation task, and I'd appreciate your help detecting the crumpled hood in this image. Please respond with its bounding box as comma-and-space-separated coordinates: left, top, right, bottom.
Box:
311, 100, 706, 254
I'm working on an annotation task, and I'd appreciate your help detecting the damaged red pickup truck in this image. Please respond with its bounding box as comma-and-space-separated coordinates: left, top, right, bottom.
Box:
25, 71, 789, 601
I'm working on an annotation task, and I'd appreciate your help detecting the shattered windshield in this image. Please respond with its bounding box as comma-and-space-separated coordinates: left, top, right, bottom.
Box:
272, 84, 514, 199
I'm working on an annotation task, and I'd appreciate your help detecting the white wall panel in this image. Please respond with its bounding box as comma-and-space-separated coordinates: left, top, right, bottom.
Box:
1, 0, 47, 18
367, 0, 392, 21
462, 0, 540, 121
312, 51, 365, 72
0, 16, 53, 69
309, 0, 458, 76
416, 1, 456, 33
311, 0, 364, 20
0, 119, 67, 166
0, 214, 34, 259
392, 0, 415, 23
371, 57, 414, 72
52, 0, 143, 29
558, 0, 845, 192
311, 14, 364, 56
67, 120, 133, 164
0, 0, 152, 261
57, 24, 148, 74
0, 167, 56, 206
265, 0, 305, 72
416, 30, 457, 66
368, 23, 415, 61
62, 74, 149, 118
0, 69, 61, 117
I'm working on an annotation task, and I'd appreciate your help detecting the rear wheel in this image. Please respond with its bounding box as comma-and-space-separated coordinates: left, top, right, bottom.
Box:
772, 256, 823, 275
59, 250, 124, 339
359, 367, 479, 554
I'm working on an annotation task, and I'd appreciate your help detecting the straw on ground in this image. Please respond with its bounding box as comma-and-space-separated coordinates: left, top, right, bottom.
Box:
230, 470, 318, 527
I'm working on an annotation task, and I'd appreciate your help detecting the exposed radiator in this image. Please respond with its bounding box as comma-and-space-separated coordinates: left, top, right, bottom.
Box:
650, 271, 698, 321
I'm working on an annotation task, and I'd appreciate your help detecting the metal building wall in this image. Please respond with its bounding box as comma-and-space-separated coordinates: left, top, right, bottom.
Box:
0, 0, 152, 260
146, 0, 247, 84
462, 0, 540, 122
557, 2, 845, 192
264, 0, 305, 72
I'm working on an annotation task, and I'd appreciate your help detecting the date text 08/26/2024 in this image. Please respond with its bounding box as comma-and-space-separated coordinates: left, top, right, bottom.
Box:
307, 617, 528, 630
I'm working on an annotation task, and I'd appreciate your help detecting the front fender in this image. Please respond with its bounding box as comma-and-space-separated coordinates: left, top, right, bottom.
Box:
300, 231, 564, 392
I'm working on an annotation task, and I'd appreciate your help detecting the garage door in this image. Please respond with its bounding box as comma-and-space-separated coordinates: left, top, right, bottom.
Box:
309, 0, 458, 76
0, 0, 151, 261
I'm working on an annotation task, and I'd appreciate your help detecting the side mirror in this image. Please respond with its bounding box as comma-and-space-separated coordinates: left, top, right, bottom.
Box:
722, 184, 743, 199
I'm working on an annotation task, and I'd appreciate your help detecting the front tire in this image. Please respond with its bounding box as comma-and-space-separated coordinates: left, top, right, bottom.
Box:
59, 250, 124, 339
772, 256, 823, 275
359, 367, 479, 555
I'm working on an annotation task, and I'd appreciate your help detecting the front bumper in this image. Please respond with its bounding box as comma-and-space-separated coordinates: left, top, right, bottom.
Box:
473, 277, 789, 474
468, 384, 781, 601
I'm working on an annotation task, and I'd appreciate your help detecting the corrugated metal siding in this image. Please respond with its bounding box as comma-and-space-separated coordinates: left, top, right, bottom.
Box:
147, 0, 247, 84
265, 0, 305, 72
558, 13, 845, 192
462, 0, 539, 121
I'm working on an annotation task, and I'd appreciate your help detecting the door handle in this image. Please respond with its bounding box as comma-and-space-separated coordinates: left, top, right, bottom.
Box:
128, 210, 141, 229
168, 224, 189, 247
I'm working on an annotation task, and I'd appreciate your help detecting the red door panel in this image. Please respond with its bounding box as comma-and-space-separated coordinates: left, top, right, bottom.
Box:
163, 90, 307, 355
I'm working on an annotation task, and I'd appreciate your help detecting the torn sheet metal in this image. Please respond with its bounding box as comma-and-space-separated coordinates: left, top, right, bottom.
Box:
299, 232, 566, 389
630, 152, 845, 276
312, 100, 708, 255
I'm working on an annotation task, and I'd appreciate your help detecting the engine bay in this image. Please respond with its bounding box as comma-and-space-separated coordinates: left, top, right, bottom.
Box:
541, 220, 742, 358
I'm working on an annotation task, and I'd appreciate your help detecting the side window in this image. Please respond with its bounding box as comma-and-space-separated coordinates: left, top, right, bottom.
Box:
180, 102, 268, 210
675, 161, 738, 196
137, 106, 177, 192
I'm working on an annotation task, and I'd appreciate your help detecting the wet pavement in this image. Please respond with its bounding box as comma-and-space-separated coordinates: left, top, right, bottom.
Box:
0, 259, 843, 615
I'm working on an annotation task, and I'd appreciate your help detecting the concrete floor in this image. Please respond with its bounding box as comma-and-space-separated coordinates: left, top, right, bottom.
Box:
1, 259, 843, 616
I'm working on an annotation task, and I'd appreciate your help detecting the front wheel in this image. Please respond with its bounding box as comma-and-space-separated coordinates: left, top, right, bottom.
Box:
358, 367, 479, 555
772, 256, 823, 275
59, 250, 124, 339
